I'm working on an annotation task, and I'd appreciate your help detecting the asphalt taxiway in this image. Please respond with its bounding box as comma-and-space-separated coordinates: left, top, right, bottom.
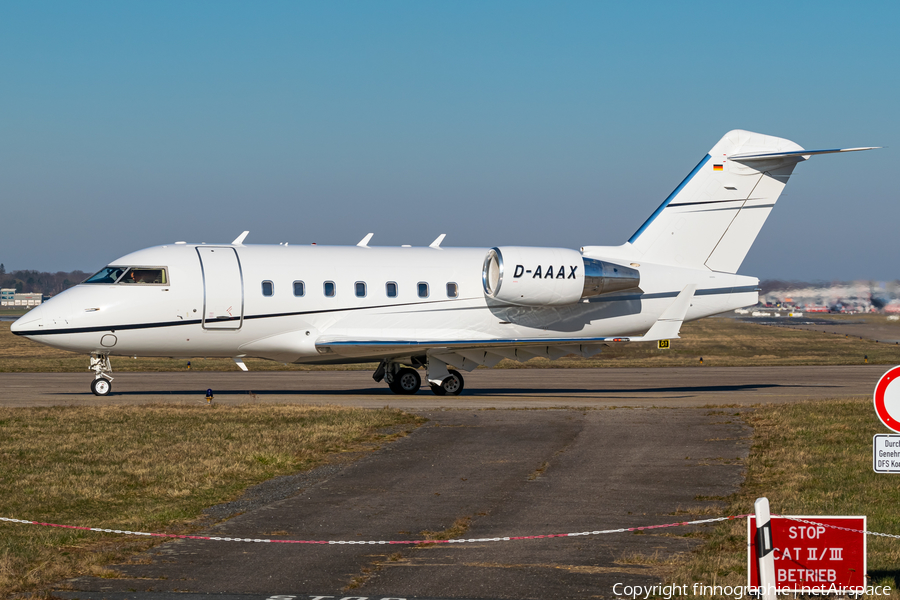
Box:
0, 364, 885, 408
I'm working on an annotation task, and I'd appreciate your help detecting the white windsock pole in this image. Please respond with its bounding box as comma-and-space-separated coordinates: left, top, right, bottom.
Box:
754, 497, 776, 600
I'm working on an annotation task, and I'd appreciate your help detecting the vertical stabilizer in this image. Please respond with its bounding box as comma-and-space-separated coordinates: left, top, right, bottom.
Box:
628, 130, 805, 273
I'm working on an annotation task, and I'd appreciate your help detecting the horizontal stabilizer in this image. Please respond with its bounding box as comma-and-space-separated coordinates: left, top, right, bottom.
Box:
729, 147, 879, 161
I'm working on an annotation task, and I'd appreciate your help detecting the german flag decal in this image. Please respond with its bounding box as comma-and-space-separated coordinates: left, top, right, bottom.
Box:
713, 164, 724, 171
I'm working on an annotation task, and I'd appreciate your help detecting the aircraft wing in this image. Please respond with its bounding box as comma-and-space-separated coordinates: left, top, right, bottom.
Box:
316, 285, 697, 370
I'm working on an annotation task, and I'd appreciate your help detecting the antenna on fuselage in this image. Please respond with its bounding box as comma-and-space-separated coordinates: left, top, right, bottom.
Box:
232, 231, 250, 246
357, 233, 374, 247
429, 234, 447, 249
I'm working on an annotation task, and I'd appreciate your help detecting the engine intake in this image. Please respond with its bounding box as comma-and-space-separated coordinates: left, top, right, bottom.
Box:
482, 247, 639, 306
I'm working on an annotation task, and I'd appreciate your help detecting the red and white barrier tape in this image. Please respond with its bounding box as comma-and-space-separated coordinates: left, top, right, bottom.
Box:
0, 514, 750, 545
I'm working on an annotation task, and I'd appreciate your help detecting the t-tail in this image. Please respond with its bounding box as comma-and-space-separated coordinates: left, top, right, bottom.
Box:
625, 129, 877, 274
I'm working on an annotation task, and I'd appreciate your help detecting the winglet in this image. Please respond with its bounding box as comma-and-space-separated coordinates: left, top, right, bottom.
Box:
232, 231, 250, 246
630, 284, 697, 341
430, 234, 447, 249
357, 233, 374, 247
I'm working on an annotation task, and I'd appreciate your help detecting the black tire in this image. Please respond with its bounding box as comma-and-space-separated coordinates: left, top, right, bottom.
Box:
440, 370, 464, 396
389, 368, 421, 395
91, 378, 112, 396
430, 382, 446, 396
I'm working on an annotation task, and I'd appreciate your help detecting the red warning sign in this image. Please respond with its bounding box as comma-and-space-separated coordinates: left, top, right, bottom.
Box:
874, 366, 900, 432
748, 516, 866, 593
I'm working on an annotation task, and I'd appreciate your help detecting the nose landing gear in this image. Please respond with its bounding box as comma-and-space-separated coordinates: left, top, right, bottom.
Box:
89, 353, 113, 396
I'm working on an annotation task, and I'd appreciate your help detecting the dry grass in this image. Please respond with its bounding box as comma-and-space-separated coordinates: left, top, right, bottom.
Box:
420, 516, 472, 541
660, 397, 900, 599
4, 315, 900, 373
0, 404, 423, 597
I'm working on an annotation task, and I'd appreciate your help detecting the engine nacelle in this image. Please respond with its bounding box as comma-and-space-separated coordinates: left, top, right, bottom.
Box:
482, 246, 640, 306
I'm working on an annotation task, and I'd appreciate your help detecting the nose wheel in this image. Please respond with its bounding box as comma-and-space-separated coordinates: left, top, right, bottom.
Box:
89, 353, 114, 396
91, 378, 112, 396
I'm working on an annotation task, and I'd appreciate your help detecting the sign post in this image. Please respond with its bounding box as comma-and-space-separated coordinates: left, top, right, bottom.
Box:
753, 498, 777, 600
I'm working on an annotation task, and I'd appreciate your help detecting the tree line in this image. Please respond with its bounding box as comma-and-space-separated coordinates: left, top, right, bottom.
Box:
0, 264, 90, 296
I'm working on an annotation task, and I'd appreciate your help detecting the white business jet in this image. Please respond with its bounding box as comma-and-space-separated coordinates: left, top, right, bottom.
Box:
12, 130, 875, 396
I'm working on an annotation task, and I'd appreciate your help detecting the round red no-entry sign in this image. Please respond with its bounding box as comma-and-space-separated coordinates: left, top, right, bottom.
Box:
874, 366, 900, 432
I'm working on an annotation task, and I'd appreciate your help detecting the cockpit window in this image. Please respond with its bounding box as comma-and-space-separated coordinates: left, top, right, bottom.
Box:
120, 268, 168, 285
84, 266, 128, 284
84, 266, 168, 285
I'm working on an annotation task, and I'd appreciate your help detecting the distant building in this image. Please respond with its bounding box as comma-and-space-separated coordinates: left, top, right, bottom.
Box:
3, 292, 42, 308
17, 293, 42, 307
2, 289, 45, 308
760, 280, 900, 314
885, 301, 900, 314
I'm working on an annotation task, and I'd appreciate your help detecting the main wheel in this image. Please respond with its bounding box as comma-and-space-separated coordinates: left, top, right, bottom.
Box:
388, 368, 421, 395
438, 370, 464, 396
91, 378, 112, 396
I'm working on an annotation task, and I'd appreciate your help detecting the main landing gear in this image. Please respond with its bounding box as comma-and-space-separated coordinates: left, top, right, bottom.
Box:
430, 370, 464, 396
89, 353, 113, 396
388, 367, 421, 395
373, 359, 464, 396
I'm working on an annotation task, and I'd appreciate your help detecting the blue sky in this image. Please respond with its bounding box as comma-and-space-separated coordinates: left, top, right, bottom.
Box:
1, 1, 897, 280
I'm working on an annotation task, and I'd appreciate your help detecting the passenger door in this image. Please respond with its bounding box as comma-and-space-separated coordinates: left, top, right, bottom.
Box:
196, 247, 244, 330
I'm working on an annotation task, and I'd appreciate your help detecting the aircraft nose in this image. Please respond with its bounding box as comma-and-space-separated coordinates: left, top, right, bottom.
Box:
10, 305, 43, 335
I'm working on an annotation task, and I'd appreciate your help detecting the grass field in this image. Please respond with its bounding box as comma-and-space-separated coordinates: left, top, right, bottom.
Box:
0, 404, 423, 597
3, 314, 900, 373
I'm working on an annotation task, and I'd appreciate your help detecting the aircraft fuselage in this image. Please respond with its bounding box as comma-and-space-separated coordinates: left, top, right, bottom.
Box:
12, 242, 757, 364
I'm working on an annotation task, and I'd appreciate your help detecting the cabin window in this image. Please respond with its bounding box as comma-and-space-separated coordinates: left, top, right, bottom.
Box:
293, 281, 305, 297
262, 281, 274, 297
355, 282, 366, 297
447, 282, 458, 298
324, 281, 336, 297
417, 282, 429, 298
386, 282, 398, 298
